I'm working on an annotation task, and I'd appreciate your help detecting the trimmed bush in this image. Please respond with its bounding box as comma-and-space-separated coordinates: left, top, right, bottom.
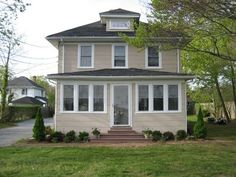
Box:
207, 117, 216, 124
50, 131, 65, 143
194, 107, 207, 139
142, 129, 153, 139
162, 131, 175, 141
79, 131, 89, 142
152, 131, 162, 141
64, 130, 76, 143
32, 108, 45, 142
176, 130, 187, 140
202, 109, 210, 117
45, 126, 54, 135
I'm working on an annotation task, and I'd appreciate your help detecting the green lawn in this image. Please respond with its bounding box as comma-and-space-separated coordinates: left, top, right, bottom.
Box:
0, 117, 235, 177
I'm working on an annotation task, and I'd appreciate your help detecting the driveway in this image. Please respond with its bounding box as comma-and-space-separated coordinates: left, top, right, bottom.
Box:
0, 118, 54, 147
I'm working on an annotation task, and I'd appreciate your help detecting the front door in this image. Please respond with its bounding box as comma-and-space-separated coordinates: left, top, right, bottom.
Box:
112, 84, 131, 126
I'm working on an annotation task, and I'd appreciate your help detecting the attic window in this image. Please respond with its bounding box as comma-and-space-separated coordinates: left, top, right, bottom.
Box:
110, 19, 130, 30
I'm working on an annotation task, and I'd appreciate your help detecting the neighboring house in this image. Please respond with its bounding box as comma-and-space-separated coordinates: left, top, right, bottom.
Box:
47, 9, 193, 134
7, 76, 47, 106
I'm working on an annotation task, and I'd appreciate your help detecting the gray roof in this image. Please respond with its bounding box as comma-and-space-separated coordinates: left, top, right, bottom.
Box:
46, 21, 136, 38
8, 76, 44, 89
11, 96, 44, 105
100, 8, 140, 16
48, 68, 192, 77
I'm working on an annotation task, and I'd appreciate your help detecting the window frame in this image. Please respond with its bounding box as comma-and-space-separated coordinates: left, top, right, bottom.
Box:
77, 44, 94, 68
136, 82, 181, 113
60, 82, 107, 113
145, 47, 162, 69
112, 44, 128, 68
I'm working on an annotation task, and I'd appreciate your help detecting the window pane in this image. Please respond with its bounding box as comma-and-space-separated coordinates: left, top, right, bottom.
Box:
114, 46, 126, 67
111, 19, 130, 29
148, 47, 159, 67
153, 85, 163, 111
168, 85, 178, 110
93, 85, 104, 111
78, 85, 89, 111
80, 46, 92, 67
63, 85, 74, 111
138, 85, 149, 111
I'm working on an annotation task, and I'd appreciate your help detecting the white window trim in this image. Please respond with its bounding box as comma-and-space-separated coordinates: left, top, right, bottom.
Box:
109, 19, 131, 30
60, 82, 107, 113
145, 47, 162, 69
112, 44, 128, 68
77, 44, 94, 68
136, 82, 181, 113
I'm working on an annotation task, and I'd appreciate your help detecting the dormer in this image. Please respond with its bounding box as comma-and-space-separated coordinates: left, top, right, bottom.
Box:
99, 8, 140, 32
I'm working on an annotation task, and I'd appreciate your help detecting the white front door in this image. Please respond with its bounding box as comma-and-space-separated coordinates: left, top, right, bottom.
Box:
111, 84, 131, 127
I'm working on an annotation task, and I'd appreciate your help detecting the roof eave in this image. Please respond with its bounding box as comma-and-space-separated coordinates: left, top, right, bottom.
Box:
47, 75, 194, 81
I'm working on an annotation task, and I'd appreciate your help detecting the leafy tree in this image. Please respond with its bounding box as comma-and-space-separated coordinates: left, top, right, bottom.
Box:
33, 108, 45, 141
194, 107, 207, 139
124, 0, 235, 121
0, 0, 29, 122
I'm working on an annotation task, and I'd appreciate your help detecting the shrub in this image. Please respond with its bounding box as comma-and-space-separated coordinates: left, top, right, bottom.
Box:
92, 128, 101, 136
194, 107, 207, 139
215, 118, 227, 125
207, 117, 216, 124
50, 131, 65, 143
162, 131, 175, 141
33, 108, 45, 142
79, 131, 89, 142
152, 131, 162, 141
45, 126, 54, 135
176, 130, 187, 140
202, 109, 211, 117
142, 129, 153, 139
8, 105, 40, 121
64, 130, 76, 143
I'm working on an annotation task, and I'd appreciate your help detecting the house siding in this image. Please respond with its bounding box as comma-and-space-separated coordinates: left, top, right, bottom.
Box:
55, 81, 186, 133
59, 44, 179, 73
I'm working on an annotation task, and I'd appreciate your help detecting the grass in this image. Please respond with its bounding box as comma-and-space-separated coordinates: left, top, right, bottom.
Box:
0, 116, 235, 177
0, 122, 16, 129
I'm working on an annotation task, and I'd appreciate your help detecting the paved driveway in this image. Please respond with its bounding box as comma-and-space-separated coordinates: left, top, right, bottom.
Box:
0, 118, 54, 147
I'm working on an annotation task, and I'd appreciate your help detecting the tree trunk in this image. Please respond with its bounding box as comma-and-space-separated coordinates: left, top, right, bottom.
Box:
214, 76, 231, 122
0, 46, 10, 122
230, 62, 236, 119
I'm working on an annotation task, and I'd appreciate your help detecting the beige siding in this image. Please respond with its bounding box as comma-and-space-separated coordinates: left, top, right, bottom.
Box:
58, 45, 63, 73
60, 43, 179, 73
55, 81, 187, 133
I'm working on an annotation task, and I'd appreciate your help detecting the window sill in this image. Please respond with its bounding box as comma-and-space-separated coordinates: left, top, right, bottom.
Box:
59, 111, 107, 114
77, 66, 94, 69
145, 66, 162, 69
135, 110, 181, 114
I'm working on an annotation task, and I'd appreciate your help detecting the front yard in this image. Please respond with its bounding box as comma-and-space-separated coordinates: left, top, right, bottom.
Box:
0, 116, 235, 177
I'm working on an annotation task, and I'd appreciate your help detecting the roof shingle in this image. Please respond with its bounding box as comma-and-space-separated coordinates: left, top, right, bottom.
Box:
8, 76, 44, 89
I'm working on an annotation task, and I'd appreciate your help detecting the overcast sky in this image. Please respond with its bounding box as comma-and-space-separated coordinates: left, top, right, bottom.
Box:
11, 0, 150, 77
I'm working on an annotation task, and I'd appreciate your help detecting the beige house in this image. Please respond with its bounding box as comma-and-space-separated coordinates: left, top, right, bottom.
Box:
47, 9, 193, 134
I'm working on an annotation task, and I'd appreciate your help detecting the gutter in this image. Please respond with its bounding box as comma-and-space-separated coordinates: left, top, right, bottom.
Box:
47, 75, 194, 80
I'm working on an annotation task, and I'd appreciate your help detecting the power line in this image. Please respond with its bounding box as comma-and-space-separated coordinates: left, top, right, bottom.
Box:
13, 54, 58, 60
17, 40, 53, 48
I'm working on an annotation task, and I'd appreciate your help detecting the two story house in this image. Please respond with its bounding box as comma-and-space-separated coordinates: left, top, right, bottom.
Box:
7, 76, 47, 106
47, 9, 193, 135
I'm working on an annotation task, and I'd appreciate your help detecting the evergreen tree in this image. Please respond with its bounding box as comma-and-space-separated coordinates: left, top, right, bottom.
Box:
33, 108, 45, 141
194, 107, 207, 139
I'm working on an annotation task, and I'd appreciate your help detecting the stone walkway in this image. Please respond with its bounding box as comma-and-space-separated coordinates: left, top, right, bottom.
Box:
0, 118, 53, 147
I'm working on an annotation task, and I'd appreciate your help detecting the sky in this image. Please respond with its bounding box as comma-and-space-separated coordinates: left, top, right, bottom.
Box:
11, 0, 150, 77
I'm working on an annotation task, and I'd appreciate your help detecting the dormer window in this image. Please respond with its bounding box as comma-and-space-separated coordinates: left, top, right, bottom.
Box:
110, 19, 130, 30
